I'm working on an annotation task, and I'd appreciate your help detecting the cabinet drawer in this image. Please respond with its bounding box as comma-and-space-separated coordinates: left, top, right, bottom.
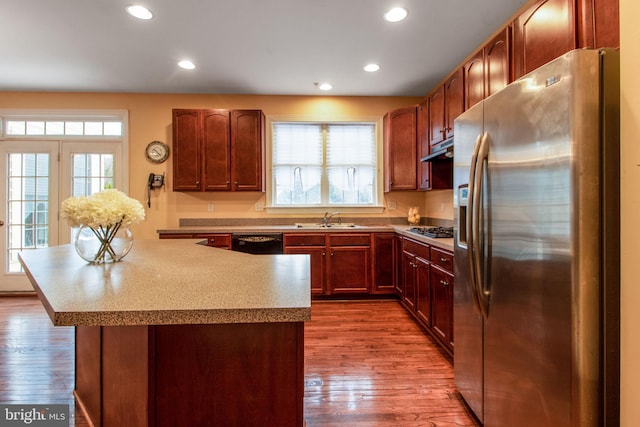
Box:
284, 233, 325, 246
159, 233, 194, 239
403, 238, 430, 260
329, 234, 370, 247
431, 247, 453, 272
194, 233, 231, 248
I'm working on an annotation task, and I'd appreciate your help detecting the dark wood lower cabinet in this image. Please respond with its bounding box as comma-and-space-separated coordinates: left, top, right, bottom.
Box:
75, 322, 304, 427
431, 265, 454, 348
284, 245, 326, 295
284, 232, 376, 297
398, 236, 454, 354
327, 246, 370, 294
371, 233, 397, 294
415, 257, 432, 327
401, 251, 418, 311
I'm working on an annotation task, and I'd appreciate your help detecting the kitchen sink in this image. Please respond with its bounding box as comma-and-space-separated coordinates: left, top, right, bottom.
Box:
294, 222, 357, 228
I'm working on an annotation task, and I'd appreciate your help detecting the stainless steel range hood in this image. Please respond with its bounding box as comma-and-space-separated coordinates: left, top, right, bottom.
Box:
421, 138, 453, 162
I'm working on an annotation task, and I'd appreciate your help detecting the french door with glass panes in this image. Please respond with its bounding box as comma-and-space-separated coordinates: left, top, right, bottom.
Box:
0, 140, 123, 292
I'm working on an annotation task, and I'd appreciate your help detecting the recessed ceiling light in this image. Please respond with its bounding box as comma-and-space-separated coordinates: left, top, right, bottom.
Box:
364, 63, 380, 72
318, 83, 333, 91
178, 60, 196, 70
126, 5, 153, 20
384, 7, 408, 22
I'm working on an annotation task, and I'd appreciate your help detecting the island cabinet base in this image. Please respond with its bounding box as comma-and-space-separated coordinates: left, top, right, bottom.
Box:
75, 322, 304, 427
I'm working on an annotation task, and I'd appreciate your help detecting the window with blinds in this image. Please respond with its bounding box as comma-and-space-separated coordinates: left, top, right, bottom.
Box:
272, 122, 377, 206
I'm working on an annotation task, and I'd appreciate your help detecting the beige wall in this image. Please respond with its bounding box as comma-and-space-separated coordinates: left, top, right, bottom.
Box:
423, 189, 454, 220
0, 93, 425, 238
620, 0, 638, 424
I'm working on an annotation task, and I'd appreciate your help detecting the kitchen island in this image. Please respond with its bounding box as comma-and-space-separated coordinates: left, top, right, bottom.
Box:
18, 239, 311, 427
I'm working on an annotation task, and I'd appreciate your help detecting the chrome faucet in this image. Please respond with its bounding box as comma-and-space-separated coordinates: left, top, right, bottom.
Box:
322, 211, 341, 226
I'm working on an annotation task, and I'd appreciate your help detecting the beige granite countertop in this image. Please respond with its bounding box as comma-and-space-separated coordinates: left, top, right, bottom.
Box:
392, 226, 454, 252
18, 239, 311, 327
157, 224, 455, 252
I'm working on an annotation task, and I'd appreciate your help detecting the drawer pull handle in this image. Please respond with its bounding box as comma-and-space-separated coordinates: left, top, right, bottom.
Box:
440, 257, 447, 262
440, 280, 449, 287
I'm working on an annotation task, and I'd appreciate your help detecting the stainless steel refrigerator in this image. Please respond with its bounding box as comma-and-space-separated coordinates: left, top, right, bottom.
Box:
453, 48, 620, 427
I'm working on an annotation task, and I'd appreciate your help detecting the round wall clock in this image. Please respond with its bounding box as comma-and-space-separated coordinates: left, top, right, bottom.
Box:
145, 140, 169, 163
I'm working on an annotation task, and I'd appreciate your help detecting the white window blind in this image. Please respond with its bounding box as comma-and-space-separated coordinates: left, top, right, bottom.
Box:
272, 122, 377, 206
326, 124, 376, 204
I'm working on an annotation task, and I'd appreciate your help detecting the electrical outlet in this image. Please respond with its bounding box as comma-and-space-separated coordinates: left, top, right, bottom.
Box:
255, 202, 264, 211
207, 203, 214, 212
387, 200, 397, 210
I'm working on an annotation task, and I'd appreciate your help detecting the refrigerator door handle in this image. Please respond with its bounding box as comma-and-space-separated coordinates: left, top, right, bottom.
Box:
472, 132, 490, 319
467, 133, 483, 315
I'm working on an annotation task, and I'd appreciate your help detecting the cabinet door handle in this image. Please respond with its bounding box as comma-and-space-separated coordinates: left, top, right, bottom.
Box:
440, 279, 449, 287
322, 252, 326, 256
330, 252, 334, 256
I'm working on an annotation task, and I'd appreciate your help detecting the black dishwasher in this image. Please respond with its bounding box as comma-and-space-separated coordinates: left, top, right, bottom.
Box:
231, 233, 283, 254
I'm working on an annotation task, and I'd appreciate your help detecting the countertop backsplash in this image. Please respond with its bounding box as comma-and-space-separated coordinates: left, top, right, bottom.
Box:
179, 217, 453, 228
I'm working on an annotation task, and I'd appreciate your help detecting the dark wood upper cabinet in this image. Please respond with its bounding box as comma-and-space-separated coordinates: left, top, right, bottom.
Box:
383, 106, 418, 191
417, 99, 431, 190
172, 109, 264, 192
512, 0, 576, 79
578, 0, 619, 49
428, 84, 445, 145
172, 109, 202, 192
424, 70, 461, 192
464, 27, 512, 110
464, 50, 485, 110
485, 27, 512, 98
428, 67, 463, 145
230, 110, 264, 192
444, 68, 464, 140
202, 110, 231, 191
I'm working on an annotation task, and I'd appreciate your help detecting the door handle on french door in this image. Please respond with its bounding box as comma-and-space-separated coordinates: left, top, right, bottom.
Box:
472, 132, 490, 319
0, 220, 3, 226
467, 134, 483, 315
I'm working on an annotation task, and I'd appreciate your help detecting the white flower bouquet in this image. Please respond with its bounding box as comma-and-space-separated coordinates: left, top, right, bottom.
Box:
62, 189, 145, 263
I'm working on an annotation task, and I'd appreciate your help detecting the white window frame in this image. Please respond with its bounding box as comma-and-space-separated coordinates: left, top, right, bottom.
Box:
266, 115, 385, 214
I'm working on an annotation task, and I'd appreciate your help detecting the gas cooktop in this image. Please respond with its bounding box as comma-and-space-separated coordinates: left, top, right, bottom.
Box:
408, 226, 454, 238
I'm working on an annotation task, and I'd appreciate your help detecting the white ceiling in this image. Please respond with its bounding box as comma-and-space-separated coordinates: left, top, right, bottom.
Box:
1, 0, 529, 97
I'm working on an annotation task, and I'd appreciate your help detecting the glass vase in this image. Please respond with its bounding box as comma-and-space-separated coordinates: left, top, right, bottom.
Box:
74, 224, 134, 264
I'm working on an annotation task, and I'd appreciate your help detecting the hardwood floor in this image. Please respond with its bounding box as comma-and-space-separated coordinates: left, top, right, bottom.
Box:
304, 300, 478, 426
0, 296, 90, 426
0, 297, 479, 426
